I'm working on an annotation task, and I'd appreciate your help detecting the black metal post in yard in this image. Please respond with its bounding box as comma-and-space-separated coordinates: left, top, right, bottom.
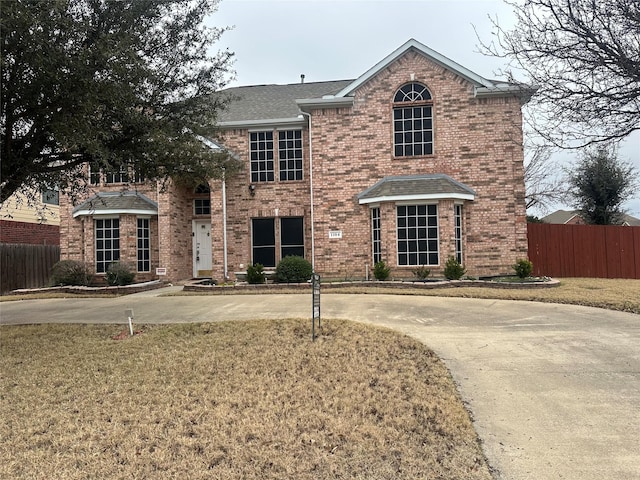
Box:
311, 273, 321, 341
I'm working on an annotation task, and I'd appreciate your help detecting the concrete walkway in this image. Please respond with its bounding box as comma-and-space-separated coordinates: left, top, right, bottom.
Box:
1, 288, 639, 480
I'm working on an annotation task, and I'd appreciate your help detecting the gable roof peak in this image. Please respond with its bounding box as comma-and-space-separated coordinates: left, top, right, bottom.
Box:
335, 38, 535, 101
336, 38, 494, 98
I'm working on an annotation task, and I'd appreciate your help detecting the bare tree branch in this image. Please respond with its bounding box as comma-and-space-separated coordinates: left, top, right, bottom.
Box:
479, 0, 640, 147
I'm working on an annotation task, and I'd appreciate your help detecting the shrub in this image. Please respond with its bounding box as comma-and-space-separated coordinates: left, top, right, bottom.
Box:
246, 263, 265, 284
412, 265, 431, 281
373, 260, 391, 281
512, 258, 533, 279
105, 262, 136, 286
444, 256, 466, 280
49, 260, 93, 286
275, 256, 313, 283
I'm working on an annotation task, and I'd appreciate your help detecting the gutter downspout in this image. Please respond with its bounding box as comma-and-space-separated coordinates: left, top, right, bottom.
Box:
156, 181, 162, 279
222, 169, 229, 280
299, 110, 315, 271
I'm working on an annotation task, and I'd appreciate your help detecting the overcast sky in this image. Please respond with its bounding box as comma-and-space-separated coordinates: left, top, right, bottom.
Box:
210, 0, 640, 217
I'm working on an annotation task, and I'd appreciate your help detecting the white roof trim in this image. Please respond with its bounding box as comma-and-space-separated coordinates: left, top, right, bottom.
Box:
218, 117, 305, 129
358, 192, 475, 205
73, 208, 158, 218
296, 96, 355, 112
336, 38, 494, 98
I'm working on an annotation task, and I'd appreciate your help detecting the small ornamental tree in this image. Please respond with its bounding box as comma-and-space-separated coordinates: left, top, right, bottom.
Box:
373, 261, 391, 281
443, 256, 466, 280
246, 263, 265, 284
512, 259, 533, 279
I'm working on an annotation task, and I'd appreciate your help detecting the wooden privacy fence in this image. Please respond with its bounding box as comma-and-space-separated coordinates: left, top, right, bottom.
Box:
0, 243, 60, 294
527, 223, 640, 278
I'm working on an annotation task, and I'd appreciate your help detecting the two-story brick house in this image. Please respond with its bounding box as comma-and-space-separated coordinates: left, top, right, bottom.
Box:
60, 39, 534, 282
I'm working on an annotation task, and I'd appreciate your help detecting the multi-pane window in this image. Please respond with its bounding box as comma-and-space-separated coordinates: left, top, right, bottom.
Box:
89, 163, 101, 185
250, 131, 275, 182
137, 218, 150, 272
194, 184, 211, 215
252, 218, 276, 267
194, 199, 211, 215
95, 218, 120, 273
278, 130, 303, 181
454, 204, 463, 264
251, 217, 305, 267
371, 207, 381, 264
281, 217, 304, 258
105, 163, 129, 184
89, 162, 144, 184
393, 82, 433, 157
397, 205, 439, 266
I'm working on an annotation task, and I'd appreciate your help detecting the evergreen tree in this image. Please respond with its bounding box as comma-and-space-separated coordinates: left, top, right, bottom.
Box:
566, 147, 637, 225
1, 0, 238, 204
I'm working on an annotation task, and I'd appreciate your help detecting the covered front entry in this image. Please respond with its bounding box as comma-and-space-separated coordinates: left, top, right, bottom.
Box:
192, 220, 212, 278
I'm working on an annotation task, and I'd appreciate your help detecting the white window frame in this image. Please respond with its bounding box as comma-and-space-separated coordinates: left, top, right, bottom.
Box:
392, 82, 434, 157
278, 130, 303, 181
396, 203, 439, 266
371, 207, 381, 264
137, 217, 151, 273
95, 217, 120, 273
249, 131, 275, 182
454, 204, 463, 264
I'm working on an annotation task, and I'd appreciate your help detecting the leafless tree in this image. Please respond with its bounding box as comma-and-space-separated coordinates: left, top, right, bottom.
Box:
480, 0, 640, 147
523, 142, 565, 212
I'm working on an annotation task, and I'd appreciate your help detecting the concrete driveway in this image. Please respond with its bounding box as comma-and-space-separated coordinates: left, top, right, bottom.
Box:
1, 289, 639, 480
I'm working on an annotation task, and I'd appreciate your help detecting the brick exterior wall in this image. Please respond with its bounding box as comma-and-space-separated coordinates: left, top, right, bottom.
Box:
218, 51, 527, 280
0, 220, 60, 245
58, 48, 528, 283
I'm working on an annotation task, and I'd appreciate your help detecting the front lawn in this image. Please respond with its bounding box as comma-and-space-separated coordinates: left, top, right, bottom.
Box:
0, 320, 491, 480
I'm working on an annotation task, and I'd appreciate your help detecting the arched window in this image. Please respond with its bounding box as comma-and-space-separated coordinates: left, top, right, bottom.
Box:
194, 183, 210, 194
392, 82, 433, 157
194, 184, 211, 215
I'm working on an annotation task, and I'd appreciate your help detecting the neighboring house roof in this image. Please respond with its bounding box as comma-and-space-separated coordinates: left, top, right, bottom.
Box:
73, 191, 158, 218
542, 210, 582, 225
542, 209, 640, 226
357, 174, 476, 205
217, 38, 536, 128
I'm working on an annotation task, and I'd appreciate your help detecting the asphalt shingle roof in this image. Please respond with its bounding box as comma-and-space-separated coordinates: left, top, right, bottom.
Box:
218, 80, 354, 123
358, 174, 476, 202
73, 191, 158, 217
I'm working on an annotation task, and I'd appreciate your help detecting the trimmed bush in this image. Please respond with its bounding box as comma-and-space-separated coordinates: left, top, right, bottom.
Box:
49, 260, 93, 286
275, 256, 313, 283
105, 262, 136, 286
373, 260, 391, 281
246, 263, 266, 284
444, 256, 466, 280
512, 258, 533, 279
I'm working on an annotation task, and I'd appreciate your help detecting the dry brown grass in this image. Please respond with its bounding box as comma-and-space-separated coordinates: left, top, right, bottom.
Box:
174, 278, 640, 314
347, 278, 639, 314
0, 320, 491, 480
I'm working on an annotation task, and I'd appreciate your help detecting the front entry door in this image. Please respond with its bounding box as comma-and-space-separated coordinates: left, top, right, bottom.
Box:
193, 220, 212, 278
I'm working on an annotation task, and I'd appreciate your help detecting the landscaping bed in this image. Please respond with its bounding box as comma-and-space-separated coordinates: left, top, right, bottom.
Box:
8, 279, 165, 296
183, 277, 559, 293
